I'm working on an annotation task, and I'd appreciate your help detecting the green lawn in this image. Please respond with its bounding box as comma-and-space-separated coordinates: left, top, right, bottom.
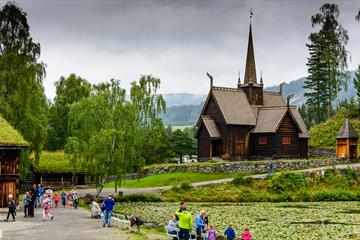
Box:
104, 171, 233, 188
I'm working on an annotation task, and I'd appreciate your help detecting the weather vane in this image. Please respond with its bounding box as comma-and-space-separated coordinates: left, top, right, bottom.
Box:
249, 8, 254, 22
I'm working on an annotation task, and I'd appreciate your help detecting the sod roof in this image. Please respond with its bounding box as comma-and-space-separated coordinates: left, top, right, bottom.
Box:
0, 116, 28, 147
35, 151, 86, 173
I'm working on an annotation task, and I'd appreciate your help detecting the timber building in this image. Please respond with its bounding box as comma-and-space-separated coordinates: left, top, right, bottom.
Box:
196, 24, 309, 160
0, 116, 28, 207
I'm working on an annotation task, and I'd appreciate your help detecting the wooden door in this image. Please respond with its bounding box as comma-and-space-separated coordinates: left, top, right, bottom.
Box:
0, 180, 16, 207
237, 137, 245, 158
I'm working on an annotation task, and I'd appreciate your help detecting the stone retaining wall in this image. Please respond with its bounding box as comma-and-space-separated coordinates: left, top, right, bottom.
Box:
126, 158, 357, 180
308, 147, 336, 158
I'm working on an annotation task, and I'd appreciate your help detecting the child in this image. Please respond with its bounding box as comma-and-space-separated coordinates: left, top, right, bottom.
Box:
207, 224, 217, 240
242, 228, 252, 240
42, 195, 54, 221
5, 194, 16, 221
53, 193, 60, 208
61, 191, 66, 207
167, 215, 178, 238
224, 223, 236, 240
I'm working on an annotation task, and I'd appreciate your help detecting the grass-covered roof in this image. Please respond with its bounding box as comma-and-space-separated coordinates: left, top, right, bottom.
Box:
0, 116, 28, 147
35, 151, 86, 173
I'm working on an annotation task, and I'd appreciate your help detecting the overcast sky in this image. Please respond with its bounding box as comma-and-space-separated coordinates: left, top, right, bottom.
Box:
3, 0, 360, 100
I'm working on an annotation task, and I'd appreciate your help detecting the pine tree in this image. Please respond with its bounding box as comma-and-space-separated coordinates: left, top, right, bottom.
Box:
304, 3, 350, 121
304, 33, 327, 123
354, 65, 360, 105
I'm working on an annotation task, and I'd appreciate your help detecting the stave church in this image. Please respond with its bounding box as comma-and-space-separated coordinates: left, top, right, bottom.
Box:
195, 23, 309, 161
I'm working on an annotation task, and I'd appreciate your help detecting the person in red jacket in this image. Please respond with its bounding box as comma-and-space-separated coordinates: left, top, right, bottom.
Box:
242, 228, 252, 240
53, 193, 60, 208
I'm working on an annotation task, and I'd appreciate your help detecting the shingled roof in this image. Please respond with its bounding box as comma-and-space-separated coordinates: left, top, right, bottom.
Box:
211, 87, 257, 125
199, 115, 221, 138
0, 116, 28, 148
336, 119, 359, 139
252, 106, 310, 138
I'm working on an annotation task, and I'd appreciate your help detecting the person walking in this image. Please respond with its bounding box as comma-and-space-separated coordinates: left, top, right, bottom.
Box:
28, 191, 35, 217
31, 184, 39, 208
175, 202, 193, 240
53, 193, 60, 208
102, 195, 115, 227
42, 195, 54, 221
37, 184, 44, 206
61, 191, 66, 207
4, 194, 16, 221
22, 192, 30, 218
195, 209, 206, 240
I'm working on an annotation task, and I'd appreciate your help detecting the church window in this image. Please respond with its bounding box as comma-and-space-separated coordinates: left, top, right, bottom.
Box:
282, 136, 291, 145
259, 136, 267, 145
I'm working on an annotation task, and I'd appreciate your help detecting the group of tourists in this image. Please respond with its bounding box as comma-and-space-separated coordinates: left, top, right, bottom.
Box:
3, 184, 80, 222
90, 194, 116, 228
168, 202, 252, 240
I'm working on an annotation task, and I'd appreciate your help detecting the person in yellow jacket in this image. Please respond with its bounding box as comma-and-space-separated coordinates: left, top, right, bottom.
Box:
175, 202, 193, 240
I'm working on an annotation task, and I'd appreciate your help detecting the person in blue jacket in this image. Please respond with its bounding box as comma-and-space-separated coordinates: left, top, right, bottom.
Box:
224, 223, 236, 240
102, 194, 115, 227
195, 209, 206, 240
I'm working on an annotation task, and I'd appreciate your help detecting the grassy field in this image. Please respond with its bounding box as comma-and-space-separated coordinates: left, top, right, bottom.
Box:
104, 172, 233, 188
115, 201, 360, 240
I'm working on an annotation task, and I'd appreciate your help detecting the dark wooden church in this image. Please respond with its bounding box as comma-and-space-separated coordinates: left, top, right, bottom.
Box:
196, 24, 309, 161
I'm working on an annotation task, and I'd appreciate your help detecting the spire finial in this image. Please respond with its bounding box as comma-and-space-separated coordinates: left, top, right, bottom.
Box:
244, 15, 257, 84
260, 71, 263, 84
206, 72, 213, 88
237, 70, 241, 88
249, 8, 254, 23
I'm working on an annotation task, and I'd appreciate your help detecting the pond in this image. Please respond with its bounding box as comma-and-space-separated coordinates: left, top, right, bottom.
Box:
115, 202, 360, 239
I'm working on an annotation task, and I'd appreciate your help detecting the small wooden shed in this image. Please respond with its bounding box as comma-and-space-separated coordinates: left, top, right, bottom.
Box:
0, 116, 28, 207
336, 119, 358, 159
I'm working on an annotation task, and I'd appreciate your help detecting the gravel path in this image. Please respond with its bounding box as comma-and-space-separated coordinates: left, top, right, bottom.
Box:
77, 163, 360, 197
0, 206, 128, 240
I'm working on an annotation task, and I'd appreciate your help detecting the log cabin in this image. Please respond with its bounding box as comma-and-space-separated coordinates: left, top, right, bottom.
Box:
0, 116, 28, 207
336, 119, 358, 159
195, 24, 309, 161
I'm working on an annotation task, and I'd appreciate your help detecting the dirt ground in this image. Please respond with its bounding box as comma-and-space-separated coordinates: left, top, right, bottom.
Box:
0, 206, 165, 240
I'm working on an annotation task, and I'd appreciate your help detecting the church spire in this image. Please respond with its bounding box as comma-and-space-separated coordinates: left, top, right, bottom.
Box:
243, 22, 257, 84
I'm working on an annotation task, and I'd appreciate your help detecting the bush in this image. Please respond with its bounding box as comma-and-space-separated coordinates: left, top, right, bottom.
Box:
312, 190, 358, 201
179, 182, 193, 190
232, 172, 249, 186
344, 168, 357, 182
114, 193, 162, 202
268, 172, 307, 193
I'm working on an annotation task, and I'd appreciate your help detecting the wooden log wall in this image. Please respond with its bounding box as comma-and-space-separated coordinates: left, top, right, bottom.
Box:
0, 149, 20, 207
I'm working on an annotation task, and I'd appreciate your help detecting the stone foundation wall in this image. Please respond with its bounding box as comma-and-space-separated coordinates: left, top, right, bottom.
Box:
308, 147, 336, 158
126, 158, 356, 180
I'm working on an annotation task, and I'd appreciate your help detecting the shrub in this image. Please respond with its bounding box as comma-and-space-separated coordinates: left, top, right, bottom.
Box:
344, 168, 357, 182
232, 172, 249, 185
268, 172, 307, 193
179, 182, 193, 190
312, 190, 358, 201
115, 193, 162, 202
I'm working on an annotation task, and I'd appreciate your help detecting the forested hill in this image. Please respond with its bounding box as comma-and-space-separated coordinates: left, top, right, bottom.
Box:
161, 72, 357, 126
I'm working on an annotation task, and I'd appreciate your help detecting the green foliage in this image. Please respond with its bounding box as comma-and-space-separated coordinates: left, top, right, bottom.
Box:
268, 172, 308, 193
232, 172, 249, 186
65, 76, 166, 195
114, 193, 162, 202
309, 110, 360, 148
304, 3, 350, 122
354, 64, 360, 105
168, 128, 196, 163
0, 2, 47, 163
46, 74, 91, 150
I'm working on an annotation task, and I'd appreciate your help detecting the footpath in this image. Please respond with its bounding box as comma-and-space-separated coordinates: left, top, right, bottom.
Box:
0, 206, 165, 240
77, 163, 360, 197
